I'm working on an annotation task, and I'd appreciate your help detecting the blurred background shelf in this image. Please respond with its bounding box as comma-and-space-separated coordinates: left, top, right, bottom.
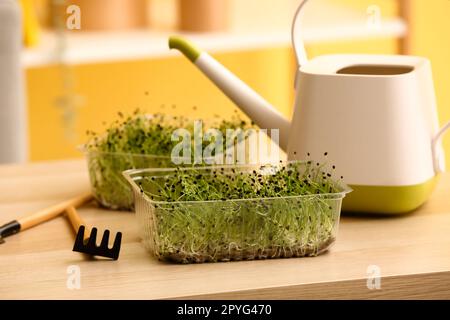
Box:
22, 20, 407, 68
23, 2, 407, 68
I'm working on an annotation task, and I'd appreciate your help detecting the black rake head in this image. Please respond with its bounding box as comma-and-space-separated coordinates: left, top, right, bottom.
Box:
73, 226, 122, 260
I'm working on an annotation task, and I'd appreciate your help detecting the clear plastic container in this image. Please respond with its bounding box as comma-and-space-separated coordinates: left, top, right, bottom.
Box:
81, 114, 260, 210
123, 163, 351, 264
83, 134, 260, 210
84, 149, 233, 210
85, 150, 174, 210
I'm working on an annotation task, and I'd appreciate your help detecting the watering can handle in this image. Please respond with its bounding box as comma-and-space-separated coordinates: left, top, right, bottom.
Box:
291, 0, 310, 69
433, 120, 450, 174
435, 121, 450, 145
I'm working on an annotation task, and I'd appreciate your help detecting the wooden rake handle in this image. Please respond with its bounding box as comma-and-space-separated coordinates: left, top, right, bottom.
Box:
19, 193, 93, 231
0, 193, 93, 243
66, 206, 90, 242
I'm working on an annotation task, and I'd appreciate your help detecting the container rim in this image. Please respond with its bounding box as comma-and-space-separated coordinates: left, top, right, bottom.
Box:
123, 161, 353, 205
79, 145, 221, 162
78, 145, 174, 159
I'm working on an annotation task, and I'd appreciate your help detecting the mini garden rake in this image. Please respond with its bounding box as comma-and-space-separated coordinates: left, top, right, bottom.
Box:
66, 206, 122, 260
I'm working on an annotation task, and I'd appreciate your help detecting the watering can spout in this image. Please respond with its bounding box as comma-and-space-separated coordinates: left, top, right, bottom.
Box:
169, 36, 291, 150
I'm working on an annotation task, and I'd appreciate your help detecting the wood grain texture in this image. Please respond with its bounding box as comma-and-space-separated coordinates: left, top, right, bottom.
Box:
1, 160, 450, 300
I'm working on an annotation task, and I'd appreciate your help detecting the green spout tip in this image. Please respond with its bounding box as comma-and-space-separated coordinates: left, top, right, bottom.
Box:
169, 36, 201, 63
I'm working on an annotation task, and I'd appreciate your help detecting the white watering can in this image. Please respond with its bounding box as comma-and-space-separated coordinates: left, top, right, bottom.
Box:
169, 0, 450, 214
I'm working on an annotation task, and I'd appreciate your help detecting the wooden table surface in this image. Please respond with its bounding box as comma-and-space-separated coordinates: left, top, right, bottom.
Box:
1, 160, 450, 300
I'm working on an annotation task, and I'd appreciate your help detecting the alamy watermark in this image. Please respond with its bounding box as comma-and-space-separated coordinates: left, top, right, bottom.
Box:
366, 265, 381, 290
171, 120, 281, 165
66, 265, 81, 290
366, 5, 382, 30
66, 4, 81, 30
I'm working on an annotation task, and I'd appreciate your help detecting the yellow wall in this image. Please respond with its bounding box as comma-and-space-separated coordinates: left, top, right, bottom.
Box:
27, 47, 295, 161
410, 0, 450, 168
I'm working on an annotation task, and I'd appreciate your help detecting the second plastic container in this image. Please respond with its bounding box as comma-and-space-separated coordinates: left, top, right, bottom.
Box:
85, 150, 173, 210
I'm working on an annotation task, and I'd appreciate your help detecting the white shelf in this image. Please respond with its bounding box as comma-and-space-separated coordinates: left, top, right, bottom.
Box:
23, 2, 407, 68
